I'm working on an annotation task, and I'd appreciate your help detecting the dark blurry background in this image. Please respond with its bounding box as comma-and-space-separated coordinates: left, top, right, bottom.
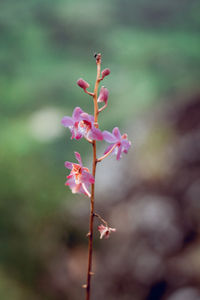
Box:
1, 0, 200, 299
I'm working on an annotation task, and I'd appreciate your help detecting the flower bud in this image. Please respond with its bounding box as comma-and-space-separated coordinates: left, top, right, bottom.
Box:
77, 78, 89, 90
98, 86, 109, 104
101, 68, 110, 79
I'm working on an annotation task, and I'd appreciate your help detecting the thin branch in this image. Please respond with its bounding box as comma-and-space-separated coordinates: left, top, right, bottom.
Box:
98, 103, 107, 113
97, 143, 117, 162
84, 90, 94, 97
94, 213, 108, 227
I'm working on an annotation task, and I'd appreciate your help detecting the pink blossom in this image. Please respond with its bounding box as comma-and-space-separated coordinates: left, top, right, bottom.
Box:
98, 224, 116, 239
65, 152, 94, 196
101, 68, 110, 79
77, 78, 90, 90
97, 87, 109, 105
103, 127, 131, 160
61, 107, 103, 141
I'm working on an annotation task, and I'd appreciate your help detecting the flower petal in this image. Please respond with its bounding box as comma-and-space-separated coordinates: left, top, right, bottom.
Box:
103, 130, 117, 143
71, 183, 82, 194
112, 127, 121, 140
72, 107, 83, 121
121, 139, 131, 151
116, 145, 122, 160
81, 171, 95, 184
65, 176, 75, 186
72, 131, 83, 140
90, 128, 103, 141
110, 227, 116, 232
61, 116, 74, 127
81, 112, 94, 123
65, 161, 73, 169
74, 152, 82, 165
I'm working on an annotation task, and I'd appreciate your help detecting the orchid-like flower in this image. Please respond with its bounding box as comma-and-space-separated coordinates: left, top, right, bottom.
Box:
61, 107, 103, 141
65, 152, 94, 197
98, 224, 116, 239
103, 127, 131, 160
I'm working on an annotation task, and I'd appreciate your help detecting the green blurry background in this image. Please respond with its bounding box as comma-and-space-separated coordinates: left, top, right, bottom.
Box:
0, 0, 200, 299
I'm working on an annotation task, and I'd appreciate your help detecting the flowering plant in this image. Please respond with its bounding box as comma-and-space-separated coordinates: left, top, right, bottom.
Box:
62, 54, 131, 300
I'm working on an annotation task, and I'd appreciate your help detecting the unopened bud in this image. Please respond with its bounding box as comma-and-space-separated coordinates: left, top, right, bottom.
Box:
77, 78, 89, 90
98, 87, 109, 104
101, 68, 110, 79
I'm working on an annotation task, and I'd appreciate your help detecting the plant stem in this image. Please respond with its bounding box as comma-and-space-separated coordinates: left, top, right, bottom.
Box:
97, 143, 117, 162
86, 53, 101, 300
94, 213, 108, 227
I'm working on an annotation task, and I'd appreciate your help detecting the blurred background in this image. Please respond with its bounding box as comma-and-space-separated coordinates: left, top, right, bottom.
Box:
1, 0, 200, 299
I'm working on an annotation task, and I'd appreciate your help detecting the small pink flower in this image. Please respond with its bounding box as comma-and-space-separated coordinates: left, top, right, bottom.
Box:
97, 86, 109, 105
103, 127, 131, 160
101, 68, 110, 79
61, 107, 103, 141
98, 224, 116, 239
77, 78, 90, 90
65, 152, 94, 196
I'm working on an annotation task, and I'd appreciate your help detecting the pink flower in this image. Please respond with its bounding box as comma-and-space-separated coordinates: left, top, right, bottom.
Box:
103, 127, 131, 160
97, 86, 109, 105
98, 224, 116, 239
61, 107, 103, 141
77, 78, 90, 90
65, 152, 94, 196
101, 68, 110, 79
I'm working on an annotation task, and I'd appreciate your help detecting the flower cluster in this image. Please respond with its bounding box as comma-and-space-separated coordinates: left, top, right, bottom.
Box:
62, 55, 131, 241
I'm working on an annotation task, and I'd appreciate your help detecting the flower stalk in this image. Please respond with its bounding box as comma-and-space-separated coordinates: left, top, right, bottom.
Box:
61, 53, 131, 300
97, 143, 118, 162
86, 53, 101, 300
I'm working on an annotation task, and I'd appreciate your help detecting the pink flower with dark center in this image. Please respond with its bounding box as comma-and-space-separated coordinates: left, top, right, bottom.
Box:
103, 127, 131, 160
77, 78, 90, 90
98, 224, 116, 239
61, 107, 103, 141
101, 68, 110, 79
97, 87, 109, 105
65, 152, 94, 196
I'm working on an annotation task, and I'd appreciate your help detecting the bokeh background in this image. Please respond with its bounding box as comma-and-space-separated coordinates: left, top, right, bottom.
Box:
1, 0, 200, 299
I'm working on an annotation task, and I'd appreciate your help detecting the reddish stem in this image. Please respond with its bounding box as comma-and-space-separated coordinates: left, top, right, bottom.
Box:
84, 90, 94, 97
94, 213, 108, 227
97, 143, 117, 162
98, 103, 107, 113
86, 53, 101, 300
